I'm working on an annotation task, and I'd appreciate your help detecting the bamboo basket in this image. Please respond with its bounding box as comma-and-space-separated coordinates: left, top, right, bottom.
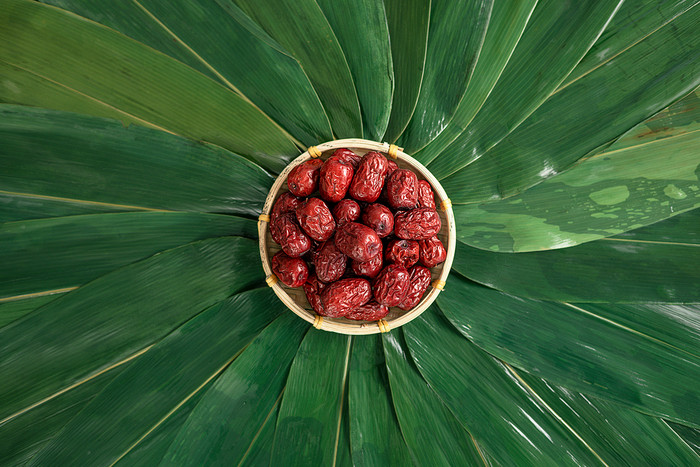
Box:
258, 139, 456, 335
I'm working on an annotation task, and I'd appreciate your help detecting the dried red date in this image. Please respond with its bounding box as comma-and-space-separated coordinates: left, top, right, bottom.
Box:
303, 274, 326, 315
351, 250, 383, 278
349, 151, 389, 202
395, 208, 441, 240
271, 251, 309, 287
373, 264, 410, 307
417, 180, 437, 209
397, 265, 431, 310
345, 301, 389, 321
332, 199, 361, 226
320, 278, 371, 317
327, 148, 362, 169
362, 203, 394, 238
296, 197, 335, 242
287, 159, 323, 197
335, 222, 382, 262
271, 192, 303, 222
387, 169, 418, 209
270, 212, 312, 257
385, 239, 420, 269
419, 236, 447, 268
313, 240, 347, 283
386, 159, 398, 177
320, 159, 354, 202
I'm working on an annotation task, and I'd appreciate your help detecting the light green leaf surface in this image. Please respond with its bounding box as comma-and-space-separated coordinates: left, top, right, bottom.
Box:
0, 0, 298, 172
439, 274, 700, 428
668, 422, 700, 457
397, 0, 492, 153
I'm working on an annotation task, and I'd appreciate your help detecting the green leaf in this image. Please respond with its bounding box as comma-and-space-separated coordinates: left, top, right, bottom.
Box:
0, 0, 298, 172
382, 0, 430, 143
271, 330, 351, 466
668, 422, 700, 457
335, 390, 353, 467
439, 274, 700, 428
452, 209, 700, 303
0, 236, 262, 423
428, 0, 622, 177
0, 192, 124, 224
397, 0, 493, 153
161, 313, 307, 466
0, 212, 256, 300
441, 5, 700, 202
231, 0, 362, 138
451, 91, 700, 252
382, 331, 483, 466
0, 105, 273, 221
414, 0, 537, 164
0, 294, 66, 329
404, 307, 603, 465
348, 334, 413, 467
238, 404, 279, 467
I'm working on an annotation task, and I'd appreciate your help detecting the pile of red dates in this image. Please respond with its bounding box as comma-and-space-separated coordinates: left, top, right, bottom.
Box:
269, 148, 446, 322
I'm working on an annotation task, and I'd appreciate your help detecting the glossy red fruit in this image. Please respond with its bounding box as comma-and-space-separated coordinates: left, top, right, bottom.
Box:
327, 148, 362, 169
271, 192, 303, 221
271, 251, 309, 287
320, 278, 371, 317
270, 212, 311, 257
394, 208, 441, 240
296, 197, 336, 242
373, 263, 410, 307
398, 265, 431, 310
361, 203, 394, 238
335, 222, 382, 262
287, 159, 323, 197
345, 301, 389, 321
319, 159, 354, 202
419, 236, 447, 268
386, 169, 418, 209
351, 250, 383, 278
303, 274, 326, 315
417, 180, 437, 209
349, 151, 389, 202
385, 159, 399, 177
385, 239, 420, 269
332, 199, 361, 226
313, 240, 347, 283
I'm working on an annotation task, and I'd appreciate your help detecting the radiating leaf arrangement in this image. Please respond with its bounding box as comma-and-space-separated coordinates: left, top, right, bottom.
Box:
1, 0, 699, 464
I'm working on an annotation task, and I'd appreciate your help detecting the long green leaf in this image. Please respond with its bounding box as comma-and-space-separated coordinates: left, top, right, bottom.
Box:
231, 0, 362, 138
382, 0, 430, 143
438, 274, 700, 428
382, 331, 483, 465
0, 294, 65, 329
348, 334, 414, 467
413, 0, 537, 164
161, 313, 307, 466
442, 5, 700, 201
0, 236, 261, 423
0, 0, 298, 172
239, 403, 280, 467
404, 307, 603, 465
397, 0, 492, 152
668, 422, 700, 457
0, 105, 273, 221
428, 0, 622, 177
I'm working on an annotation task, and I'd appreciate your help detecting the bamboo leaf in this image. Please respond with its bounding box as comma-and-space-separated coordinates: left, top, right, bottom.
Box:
667, 422, 700, 457
397, 0, 492, 153
438, 274, 700, 428
0, 294, 66, 329
238, 404, 280, 467
0, 0, 298, 172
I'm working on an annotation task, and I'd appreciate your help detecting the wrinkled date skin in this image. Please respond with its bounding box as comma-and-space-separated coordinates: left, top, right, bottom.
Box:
385, 239, 420, 269
395, 208, 442, 240
320, 278, 371, 317
327, 148, 362, 169
387, 169, 418, 209
296, 197, 336, 242
332, 199, 361, 226
270, 212, 312, 257
335, 222, 382, 262
271, 192, 303, 222
351, 250, 383, 278
287, 159, 323, 197
419, 236, 447, 268
313, 240, 347, 283
398, 265, 431, 310
385, 159, 399, 177
373, 263, 410, 307
417, 180, 437, 209
345, 301, 389, 321
349, 151, 389, 202
320, 159, 354, 202
362, 203, 394, 238
303, 274, 326, 315
271, 251, 309, 287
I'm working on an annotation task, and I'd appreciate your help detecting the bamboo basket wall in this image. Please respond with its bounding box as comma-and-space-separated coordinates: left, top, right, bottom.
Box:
258, 139, 456, 335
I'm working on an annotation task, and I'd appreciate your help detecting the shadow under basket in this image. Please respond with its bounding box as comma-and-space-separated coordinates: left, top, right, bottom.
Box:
258, 138, 456, 335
